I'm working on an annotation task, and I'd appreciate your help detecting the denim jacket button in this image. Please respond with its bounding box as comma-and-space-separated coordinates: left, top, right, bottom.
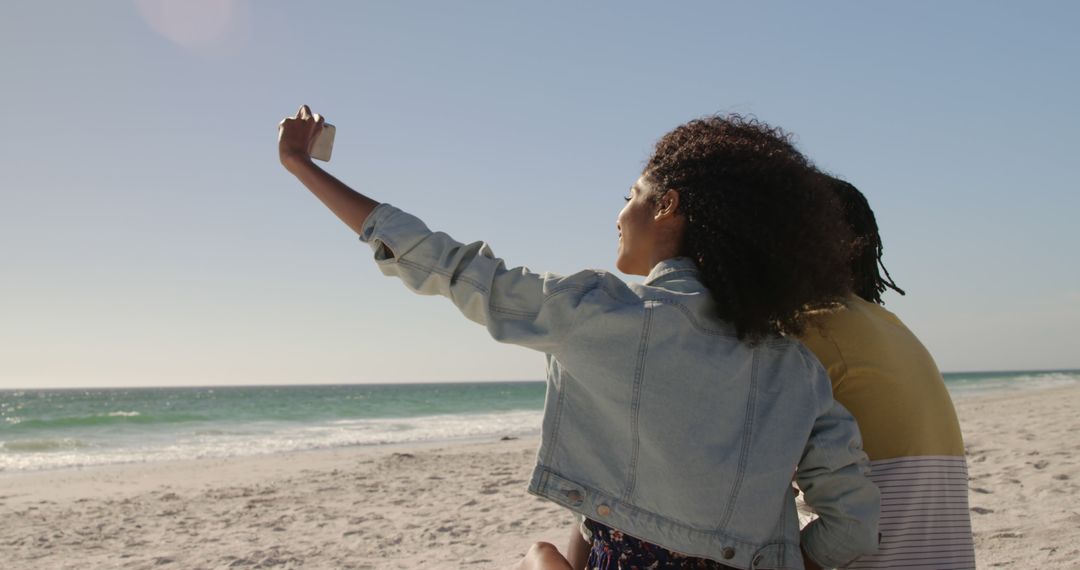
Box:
722, 547, 735, 559
565, 490, 582, 503
596, 504, 611, 517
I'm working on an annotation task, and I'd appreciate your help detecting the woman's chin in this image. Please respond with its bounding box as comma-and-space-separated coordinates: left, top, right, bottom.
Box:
615, 254, 645, 276
615, 251, 629, 274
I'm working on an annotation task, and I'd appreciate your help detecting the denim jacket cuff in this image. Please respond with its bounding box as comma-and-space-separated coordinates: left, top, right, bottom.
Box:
800, 517, 868, 569
358, 202, 398, 243
357, 203, 436, 263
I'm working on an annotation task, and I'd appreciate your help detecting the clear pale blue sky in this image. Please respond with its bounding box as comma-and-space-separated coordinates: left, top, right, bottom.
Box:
2, 1, 1078, 388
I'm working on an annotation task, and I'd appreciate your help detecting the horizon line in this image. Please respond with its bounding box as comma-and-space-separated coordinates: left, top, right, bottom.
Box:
3, 368, 1079, 391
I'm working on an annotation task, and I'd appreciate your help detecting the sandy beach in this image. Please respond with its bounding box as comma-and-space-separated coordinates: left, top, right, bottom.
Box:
4, 385, 1080, 569
960, 386, 1080, 567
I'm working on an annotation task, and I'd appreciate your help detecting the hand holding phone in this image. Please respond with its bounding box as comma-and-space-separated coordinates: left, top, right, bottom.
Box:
279, 105, 336, 169
310, 122, 335, 162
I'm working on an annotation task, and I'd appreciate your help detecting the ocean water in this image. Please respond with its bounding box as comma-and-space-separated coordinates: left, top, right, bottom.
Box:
0, 382, 545, 473
941, 369, 1080, 398
2, 370, 1078, 473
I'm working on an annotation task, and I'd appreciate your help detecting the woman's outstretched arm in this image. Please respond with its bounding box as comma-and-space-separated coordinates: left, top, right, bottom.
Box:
278, 105, 616, 355
279, 105, 380, 236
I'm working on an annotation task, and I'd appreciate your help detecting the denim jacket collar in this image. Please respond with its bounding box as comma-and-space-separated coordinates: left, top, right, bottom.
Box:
643, 256, 699, 286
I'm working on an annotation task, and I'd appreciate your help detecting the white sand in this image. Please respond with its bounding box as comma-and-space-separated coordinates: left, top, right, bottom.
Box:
2, 438, 573, 569
3, 386, 1079, 569
960, 386, 1080, 568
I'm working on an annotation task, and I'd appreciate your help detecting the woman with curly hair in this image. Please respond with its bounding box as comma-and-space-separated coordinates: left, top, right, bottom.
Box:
279, 107, 879, 569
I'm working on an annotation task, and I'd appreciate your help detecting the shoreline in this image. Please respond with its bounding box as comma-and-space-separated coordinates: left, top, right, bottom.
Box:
2, 379, 1070, 478
4, 368, 1076, 392
4, 378, 1072, 478
0, 433, 538, 481
2, 386, 1079, 568
0, 436, 541, 505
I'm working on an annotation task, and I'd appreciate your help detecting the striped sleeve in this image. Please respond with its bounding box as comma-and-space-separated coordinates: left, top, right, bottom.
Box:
799, 455, 976, 569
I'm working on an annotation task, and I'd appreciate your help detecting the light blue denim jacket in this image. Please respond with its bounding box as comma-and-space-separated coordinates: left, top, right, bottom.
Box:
359, 204, 879, 569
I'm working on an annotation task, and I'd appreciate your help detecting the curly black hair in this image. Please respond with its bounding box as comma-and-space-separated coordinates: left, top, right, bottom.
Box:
645, 115, 852, 342
825, 176, 905, 304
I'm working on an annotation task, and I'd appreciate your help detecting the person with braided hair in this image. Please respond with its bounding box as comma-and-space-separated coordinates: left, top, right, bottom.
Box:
279, 107, 880, 569
796, 177, 975, 569
826, 179, 905, 305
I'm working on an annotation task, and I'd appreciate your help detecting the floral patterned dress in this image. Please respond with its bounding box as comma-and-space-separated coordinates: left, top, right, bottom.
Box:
584, 519, 738, 570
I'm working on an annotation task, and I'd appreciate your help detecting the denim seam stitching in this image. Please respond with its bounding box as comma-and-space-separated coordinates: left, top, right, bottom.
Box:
779, 487, 794, 564
537, 469, 551, 498
395, 259, 595, 319
488, 284, 592, 320
622, 302, 653, 503
542, 367, 567, 467
716, 347, 759, 532
395, 257, 490, 293
489, 305, 539, 318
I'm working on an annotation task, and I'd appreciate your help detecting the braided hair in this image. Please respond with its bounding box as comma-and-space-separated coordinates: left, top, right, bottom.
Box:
645, 116, 853, 342
825, 177, 905, 304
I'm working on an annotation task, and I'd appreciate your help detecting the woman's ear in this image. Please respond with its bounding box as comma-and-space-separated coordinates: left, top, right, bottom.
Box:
655, 189, 681, 220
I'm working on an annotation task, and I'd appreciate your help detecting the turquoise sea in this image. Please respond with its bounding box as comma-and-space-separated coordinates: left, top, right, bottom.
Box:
2, 370, 1078, 473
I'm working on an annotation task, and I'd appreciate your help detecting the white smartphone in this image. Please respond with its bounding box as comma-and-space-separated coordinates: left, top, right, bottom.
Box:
310, 123, 336, 162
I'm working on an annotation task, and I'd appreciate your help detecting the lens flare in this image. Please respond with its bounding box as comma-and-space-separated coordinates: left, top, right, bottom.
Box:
134, 0, 245, 52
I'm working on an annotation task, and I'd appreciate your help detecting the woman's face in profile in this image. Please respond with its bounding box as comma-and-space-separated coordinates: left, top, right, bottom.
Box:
616, 175, 659, 276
